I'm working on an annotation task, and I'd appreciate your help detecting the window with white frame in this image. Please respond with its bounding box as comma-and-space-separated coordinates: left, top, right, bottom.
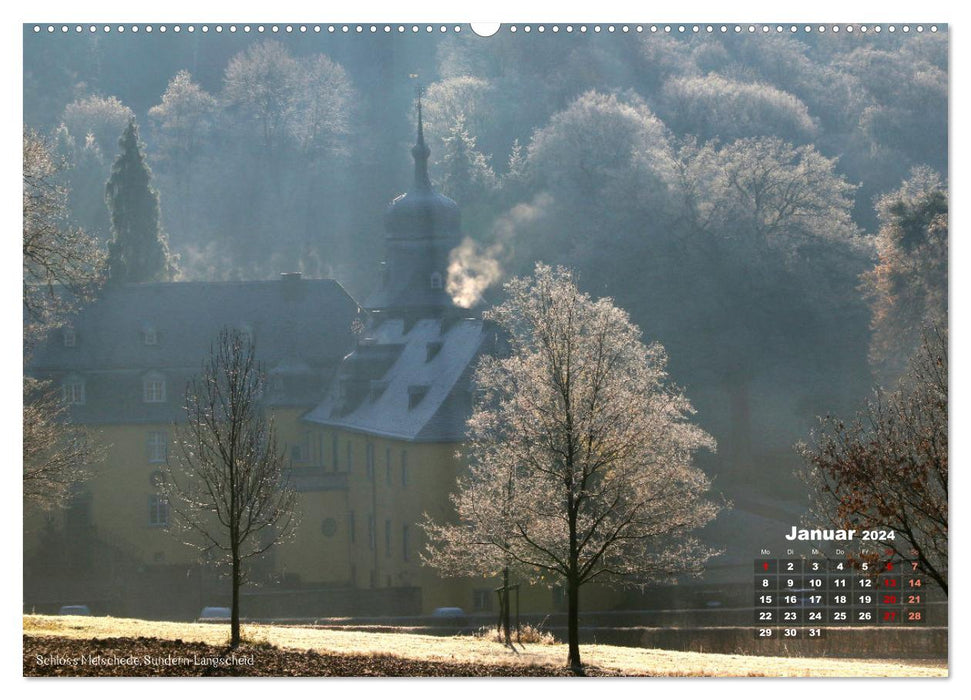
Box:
62, 377, 85, 405
147, 431, 168, 463
148, 494, 169, 527
143, 373, 166, 403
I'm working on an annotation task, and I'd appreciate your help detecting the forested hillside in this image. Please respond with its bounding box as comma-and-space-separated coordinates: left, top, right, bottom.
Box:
24, 26, 948, 506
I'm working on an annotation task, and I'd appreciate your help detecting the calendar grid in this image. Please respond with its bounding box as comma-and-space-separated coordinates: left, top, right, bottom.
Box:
753, 556, 926, 640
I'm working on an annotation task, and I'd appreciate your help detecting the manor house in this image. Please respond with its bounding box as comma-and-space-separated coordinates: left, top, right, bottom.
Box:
25, 109, 608, 620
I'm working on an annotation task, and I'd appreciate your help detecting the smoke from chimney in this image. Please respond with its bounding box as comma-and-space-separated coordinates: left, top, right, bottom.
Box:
445, 193, 552, 308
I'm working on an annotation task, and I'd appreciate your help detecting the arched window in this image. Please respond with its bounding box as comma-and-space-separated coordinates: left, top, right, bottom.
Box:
143, 372, 166, 403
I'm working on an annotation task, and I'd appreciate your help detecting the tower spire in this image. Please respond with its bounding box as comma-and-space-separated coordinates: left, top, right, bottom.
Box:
411, 85, 431, 191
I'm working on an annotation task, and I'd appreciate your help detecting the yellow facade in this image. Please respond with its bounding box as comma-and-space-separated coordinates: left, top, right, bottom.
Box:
25, 405, 620, 618
24, 423, 193, 568
273, 409, 487, 613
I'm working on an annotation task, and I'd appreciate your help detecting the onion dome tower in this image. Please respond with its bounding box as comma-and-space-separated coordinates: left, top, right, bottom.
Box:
364, 90, 460, 318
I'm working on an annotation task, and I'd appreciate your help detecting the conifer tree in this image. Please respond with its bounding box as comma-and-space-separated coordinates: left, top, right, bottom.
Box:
105, 119, 176, 283
438, 114, 496, 206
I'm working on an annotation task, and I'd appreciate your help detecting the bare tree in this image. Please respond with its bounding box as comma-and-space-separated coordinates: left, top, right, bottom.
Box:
165, 328, 297, 647
422, 264, 721, 673
23, 377, 102, 511
798, 326, 947, 594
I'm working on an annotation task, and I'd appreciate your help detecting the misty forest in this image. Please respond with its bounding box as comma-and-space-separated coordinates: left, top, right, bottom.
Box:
24, 26, 947, 567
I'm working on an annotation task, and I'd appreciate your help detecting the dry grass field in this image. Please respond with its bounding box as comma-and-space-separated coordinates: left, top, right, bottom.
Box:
23, 615, 947, 677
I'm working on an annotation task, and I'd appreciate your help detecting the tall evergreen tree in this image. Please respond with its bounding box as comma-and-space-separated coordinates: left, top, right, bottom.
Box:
105, 119, 176, 283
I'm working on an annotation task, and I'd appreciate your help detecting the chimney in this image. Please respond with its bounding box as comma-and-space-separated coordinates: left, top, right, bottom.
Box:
280, 272, 304, 301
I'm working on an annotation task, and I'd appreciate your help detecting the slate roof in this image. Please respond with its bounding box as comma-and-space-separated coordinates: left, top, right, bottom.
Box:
303, 316, 495, 443
28, 277, 359, 424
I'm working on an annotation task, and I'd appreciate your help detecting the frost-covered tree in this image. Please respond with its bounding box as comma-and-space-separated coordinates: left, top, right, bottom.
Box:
217, 42, 355, 275
23, 128, 105, 508
290, 54, 354, 159
861, 167, 947, 378
422, 76, 496, 149
528, 91, 674, 213
148, 70, 217, 178
105, 119, 177, 283
504, 138, 527, 182
222, 41, 300, 155
836, 45, 948, 171
675, 136, 859, 252
61, 95, 133, 155
23, 127, 105, 345
422, 264, 720, 672
437, 114, 496, 208
518, 91, 676, 270
668, 136, 867, 480
58, 96, 134, 237
148, 71, 217, 237
23, 377, 102, 511
497, 138, 529, 205
660, 73, 818, 143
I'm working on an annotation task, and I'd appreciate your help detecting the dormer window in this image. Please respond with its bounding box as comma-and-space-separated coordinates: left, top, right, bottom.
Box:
408, 384, 429, 409
426, 341, 442, 362
369, 379, 388, 402
62, 327, 77, 348
62, 376, 85, 405
143, 325, 158, 346
430, 272, 443, 290
143, 372, 166, 403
